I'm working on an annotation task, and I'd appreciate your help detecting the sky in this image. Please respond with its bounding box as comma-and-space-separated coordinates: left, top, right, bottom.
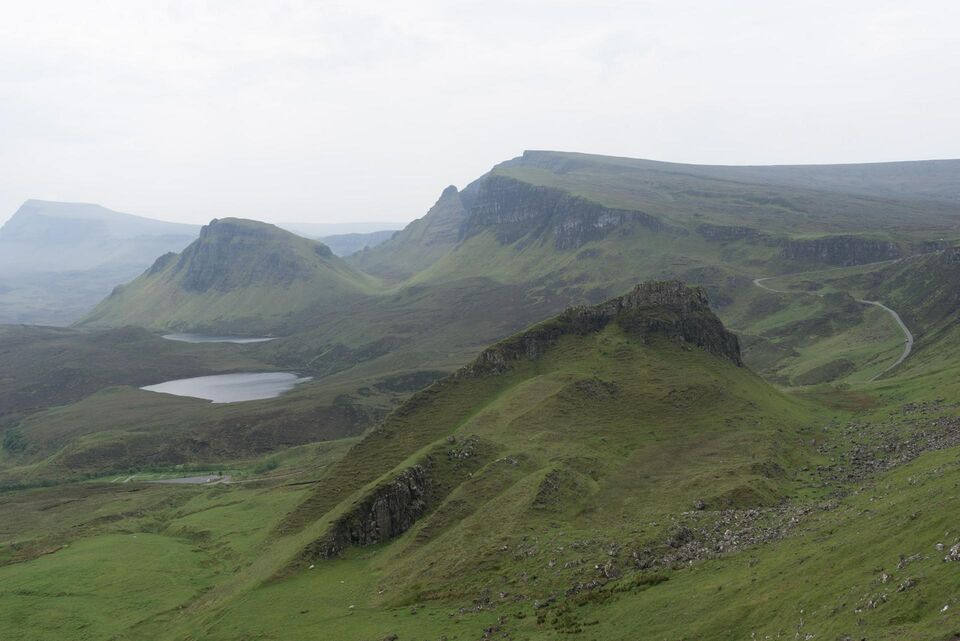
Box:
1, 0, 959, 228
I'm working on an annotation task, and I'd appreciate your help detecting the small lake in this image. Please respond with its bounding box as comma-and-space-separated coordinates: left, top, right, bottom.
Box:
141, 373, 311, 403
162, 333, 276, 344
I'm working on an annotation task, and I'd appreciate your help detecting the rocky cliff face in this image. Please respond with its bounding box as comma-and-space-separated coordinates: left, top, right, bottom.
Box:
313, 465, 432, 558
302, 436, 492, 560
779, 235, 902, 266
460, 280, 742, 377
171, 218, 329, 292
421, 186, 468, 246
460, 174, 665, 249
696, 223, 767, 242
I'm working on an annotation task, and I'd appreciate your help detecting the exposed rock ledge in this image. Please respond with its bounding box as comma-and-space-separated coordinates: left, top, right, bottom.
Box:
307, 465, 432, 559
301, 437, 491, 560
461, 174, 667, 249
459, 280, 742, 378
778, 235, 902, 266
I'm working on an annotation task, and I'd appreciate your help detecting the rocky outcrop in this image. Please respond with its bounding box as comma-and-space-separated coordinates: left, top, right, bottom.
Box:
913, 239, 951, 254
779, 235, 902, 266
459, 281, 742, 378
696, 223, 767, 242
174, 218, 326, 292
311, 465, 432, 558
461, 174, 665, 249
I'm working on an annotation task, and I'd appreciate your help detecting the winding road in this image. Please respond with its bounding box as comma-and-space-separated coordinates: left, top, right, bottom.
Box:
752, 263, 914, 381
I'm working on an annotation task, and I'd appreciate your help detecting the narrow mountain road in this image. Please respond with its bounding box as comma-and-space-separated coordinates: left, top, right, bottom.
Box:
856, 299, 914, 378
752, 259, 914, 380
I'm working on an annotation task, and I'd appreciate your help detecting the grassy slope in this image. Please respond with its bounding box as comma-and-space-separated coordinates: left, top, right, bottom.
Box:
0, 438, 357, 640
0, 373, 396, 486
728, 247, 959, 386
722, 280, 905, 386
5, 398, 959, 641
351, 185, 466, 281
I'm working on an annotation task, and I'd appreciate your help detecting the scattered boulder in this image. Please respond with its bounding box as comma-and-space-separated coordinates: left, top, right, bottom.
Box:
944, 543, 960, 562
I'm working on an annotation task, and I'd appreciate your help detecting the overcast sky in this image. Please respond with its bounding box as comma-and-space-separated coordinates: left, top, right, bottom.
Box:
1, 0, 958, 227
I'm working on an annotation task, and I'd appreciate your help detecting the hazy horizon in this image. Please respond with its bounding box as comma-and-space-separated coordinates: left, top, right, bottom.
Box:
2, 1, 959, 228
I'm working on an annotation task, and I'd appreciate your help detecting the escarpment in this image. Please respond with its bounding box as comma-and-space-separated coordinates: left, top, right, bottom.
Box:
696, 223, 768, 242
460, 280, 742, 377
778, 235, 902, 266
460, 174, 665, 249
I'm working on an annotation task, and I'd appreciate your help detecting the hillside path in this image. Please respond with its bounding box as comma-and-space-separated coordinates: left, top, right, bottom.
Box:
752, 259, 913, 380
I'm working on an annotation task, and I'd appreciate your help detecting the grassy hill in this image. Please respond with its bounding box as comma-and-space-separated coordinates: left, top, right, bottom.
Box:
150, 282, 836, 639
81, 218, 383, 335
6, 282, 960, 639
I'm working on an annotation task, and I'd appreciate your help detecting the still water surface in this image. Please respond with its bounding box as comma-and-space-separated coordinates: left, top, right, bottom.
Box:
141, 372, 310, 403
162, 333, 276, 344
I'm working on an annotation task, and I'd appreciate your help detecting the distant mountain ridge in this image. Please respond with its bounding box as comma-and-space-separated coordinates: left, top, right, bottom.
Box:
0, 199, 199, 274
279, 221, 404, 238
317, 230, 396, 256
0, 200, 200, 325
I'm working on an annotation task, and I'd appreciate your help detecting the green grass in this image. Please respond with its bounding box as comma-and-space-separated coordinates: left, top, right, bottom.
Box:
0, 532, 215, 640
0, 475, 317, 641
512, 444, 960, 641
